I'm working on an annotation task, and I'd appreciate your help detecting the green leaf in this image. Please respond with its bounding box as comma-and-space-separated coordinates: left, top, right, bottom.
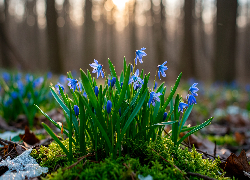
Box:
78, 94, 112, 152
119, 88, 140, 123
80, 69, 106, 130
177, 117, 213, 146
50, 87, 79, 139
121, 90, 148, 137
42, 122, 70, 158
178, 104, 193, 134
35, 104, 70, 138
108, 58, 121, 93
114, 64, 130, 114
155, 121, 176, 126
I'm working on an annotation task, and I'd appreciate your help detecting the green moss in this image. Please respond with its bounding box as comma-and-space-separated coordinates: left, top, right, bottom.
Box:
32, 137, 230, 180
30, 138, 81, 171
207, 135, 238, 146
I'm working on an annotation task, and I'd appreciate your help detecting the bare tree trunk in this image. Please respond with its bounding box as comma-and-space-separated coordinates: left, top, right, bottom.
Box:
129, 1, 136, 60
46, 0, 63, 73
244, 2, 250, 80
180, 0, 196, 79
214, 0, 238, 82
83, 0, 95, 68
150, 0, 166, 65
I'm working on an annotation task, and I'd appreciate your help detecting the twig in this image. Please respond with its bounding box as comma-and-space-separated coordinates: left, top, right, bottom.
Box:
63, 154, 94, 170
123, 163, 136, 180
0, 138, 27, 150
186, 172, 217, 180
151, 148, 190, 180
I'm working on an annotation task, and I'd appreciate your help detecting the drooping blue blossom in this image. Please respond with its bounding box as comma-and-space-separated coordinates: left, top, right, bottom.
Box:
89, 59, 104, 79
83, 91, 87, 98
129, 69, 143, 90
94, 86, 99, 97
154, 82, 158, 90
108, 77, 116, 87
163, 112, 168, 121
106, 100, 112, 114
11, 91, 18, 99
187, 94, 197, 106
178, 102, 188, 113
157, 61, 168, 80
55, 83, 65, 95
74, 105, 79, 117
25, 74, 33, 82
135, 47, 147, 65
2, 72, 10, 82
189, 83, 199, 96
119, 108, 121, 116
33, 77, 44, 88
148, 91, 162, 107
130, 64, 133, 73
15, 73, 22, 81
27, 92, 32, 99
67, 78, 78, 92
121, 82, 123, 89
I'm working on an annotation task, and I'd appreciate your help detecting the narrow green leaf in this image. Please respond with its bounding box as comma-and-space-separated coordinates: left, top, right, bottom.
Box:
80, 69, 106, 130
177, 117, 213, 146
179, 104, 193, 134
78, 94, 112, 152
121, 90, 148, 137
42, 122, 70, 158
108, 59, 121, 93
50, 87, 79, 138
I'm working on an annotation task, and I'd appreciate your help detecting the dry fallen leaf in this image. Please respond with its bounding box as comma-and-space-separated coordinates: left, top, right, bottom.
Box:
220, 150, 250, 179
19, 126, 40, 145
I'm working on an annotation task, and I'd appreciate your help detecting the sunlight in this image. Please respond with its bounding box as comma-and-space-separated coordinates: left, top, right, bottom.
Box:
112, 0, 129, 10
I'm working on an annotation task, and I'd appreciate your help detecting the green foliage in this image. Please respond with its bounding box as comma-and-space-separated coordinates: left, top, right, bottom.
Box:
207, 135, 238, 146
30, 138, 80, 172
35, 136, 228, 180
0, 71, 55, 127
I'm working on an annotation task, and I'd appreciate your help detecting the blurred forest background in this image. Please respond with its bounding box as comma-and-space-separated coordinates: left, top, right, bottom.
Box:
0, 0, 249, 83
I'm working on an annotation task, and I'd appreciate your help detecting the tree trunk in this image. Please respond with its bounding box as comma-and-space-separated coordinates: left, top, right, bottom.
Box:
83, 0, 95, 69
46, 0, 63, 73
180, 0, 196, 79
214, 0, 238, 82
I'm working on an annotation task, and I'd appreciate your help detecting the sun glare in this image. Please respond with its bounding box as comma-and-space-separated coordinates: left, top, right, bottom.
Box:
112, 0, 129, 10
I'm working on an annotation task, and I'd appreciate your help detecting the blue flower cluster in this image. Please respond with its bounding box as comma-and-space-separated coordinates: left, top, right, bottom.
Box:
178, 83, 199, 113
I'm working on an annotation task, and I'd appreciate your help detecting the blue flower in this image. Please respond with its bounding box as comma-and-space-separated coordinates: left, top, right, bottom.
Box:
189, 83, 199, 96
129, 69, 143, 90
89, 59, 104, 79
17, 80, 24, 93
148, 91, 162, 107
55, 83, 65, 95
157, 61, 168, 80
25, 74, 33, 82
15, 73, 22, 81
108, 77, 116, 87
106, 100, 112, 114
135, 47, 147, 65
178, 102, 188, 113
11, 91, 19, 99
33, 77, 44, 88
83, 91, 87, 98
2, 72, 10, 82
163, 112, 168, 121
154, 82, 158, 90
94, 86, 99, 97
121, 82, 123, 89
74, 105, 79, 117
67, 78, 78, 92
187, 94, 197, 106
